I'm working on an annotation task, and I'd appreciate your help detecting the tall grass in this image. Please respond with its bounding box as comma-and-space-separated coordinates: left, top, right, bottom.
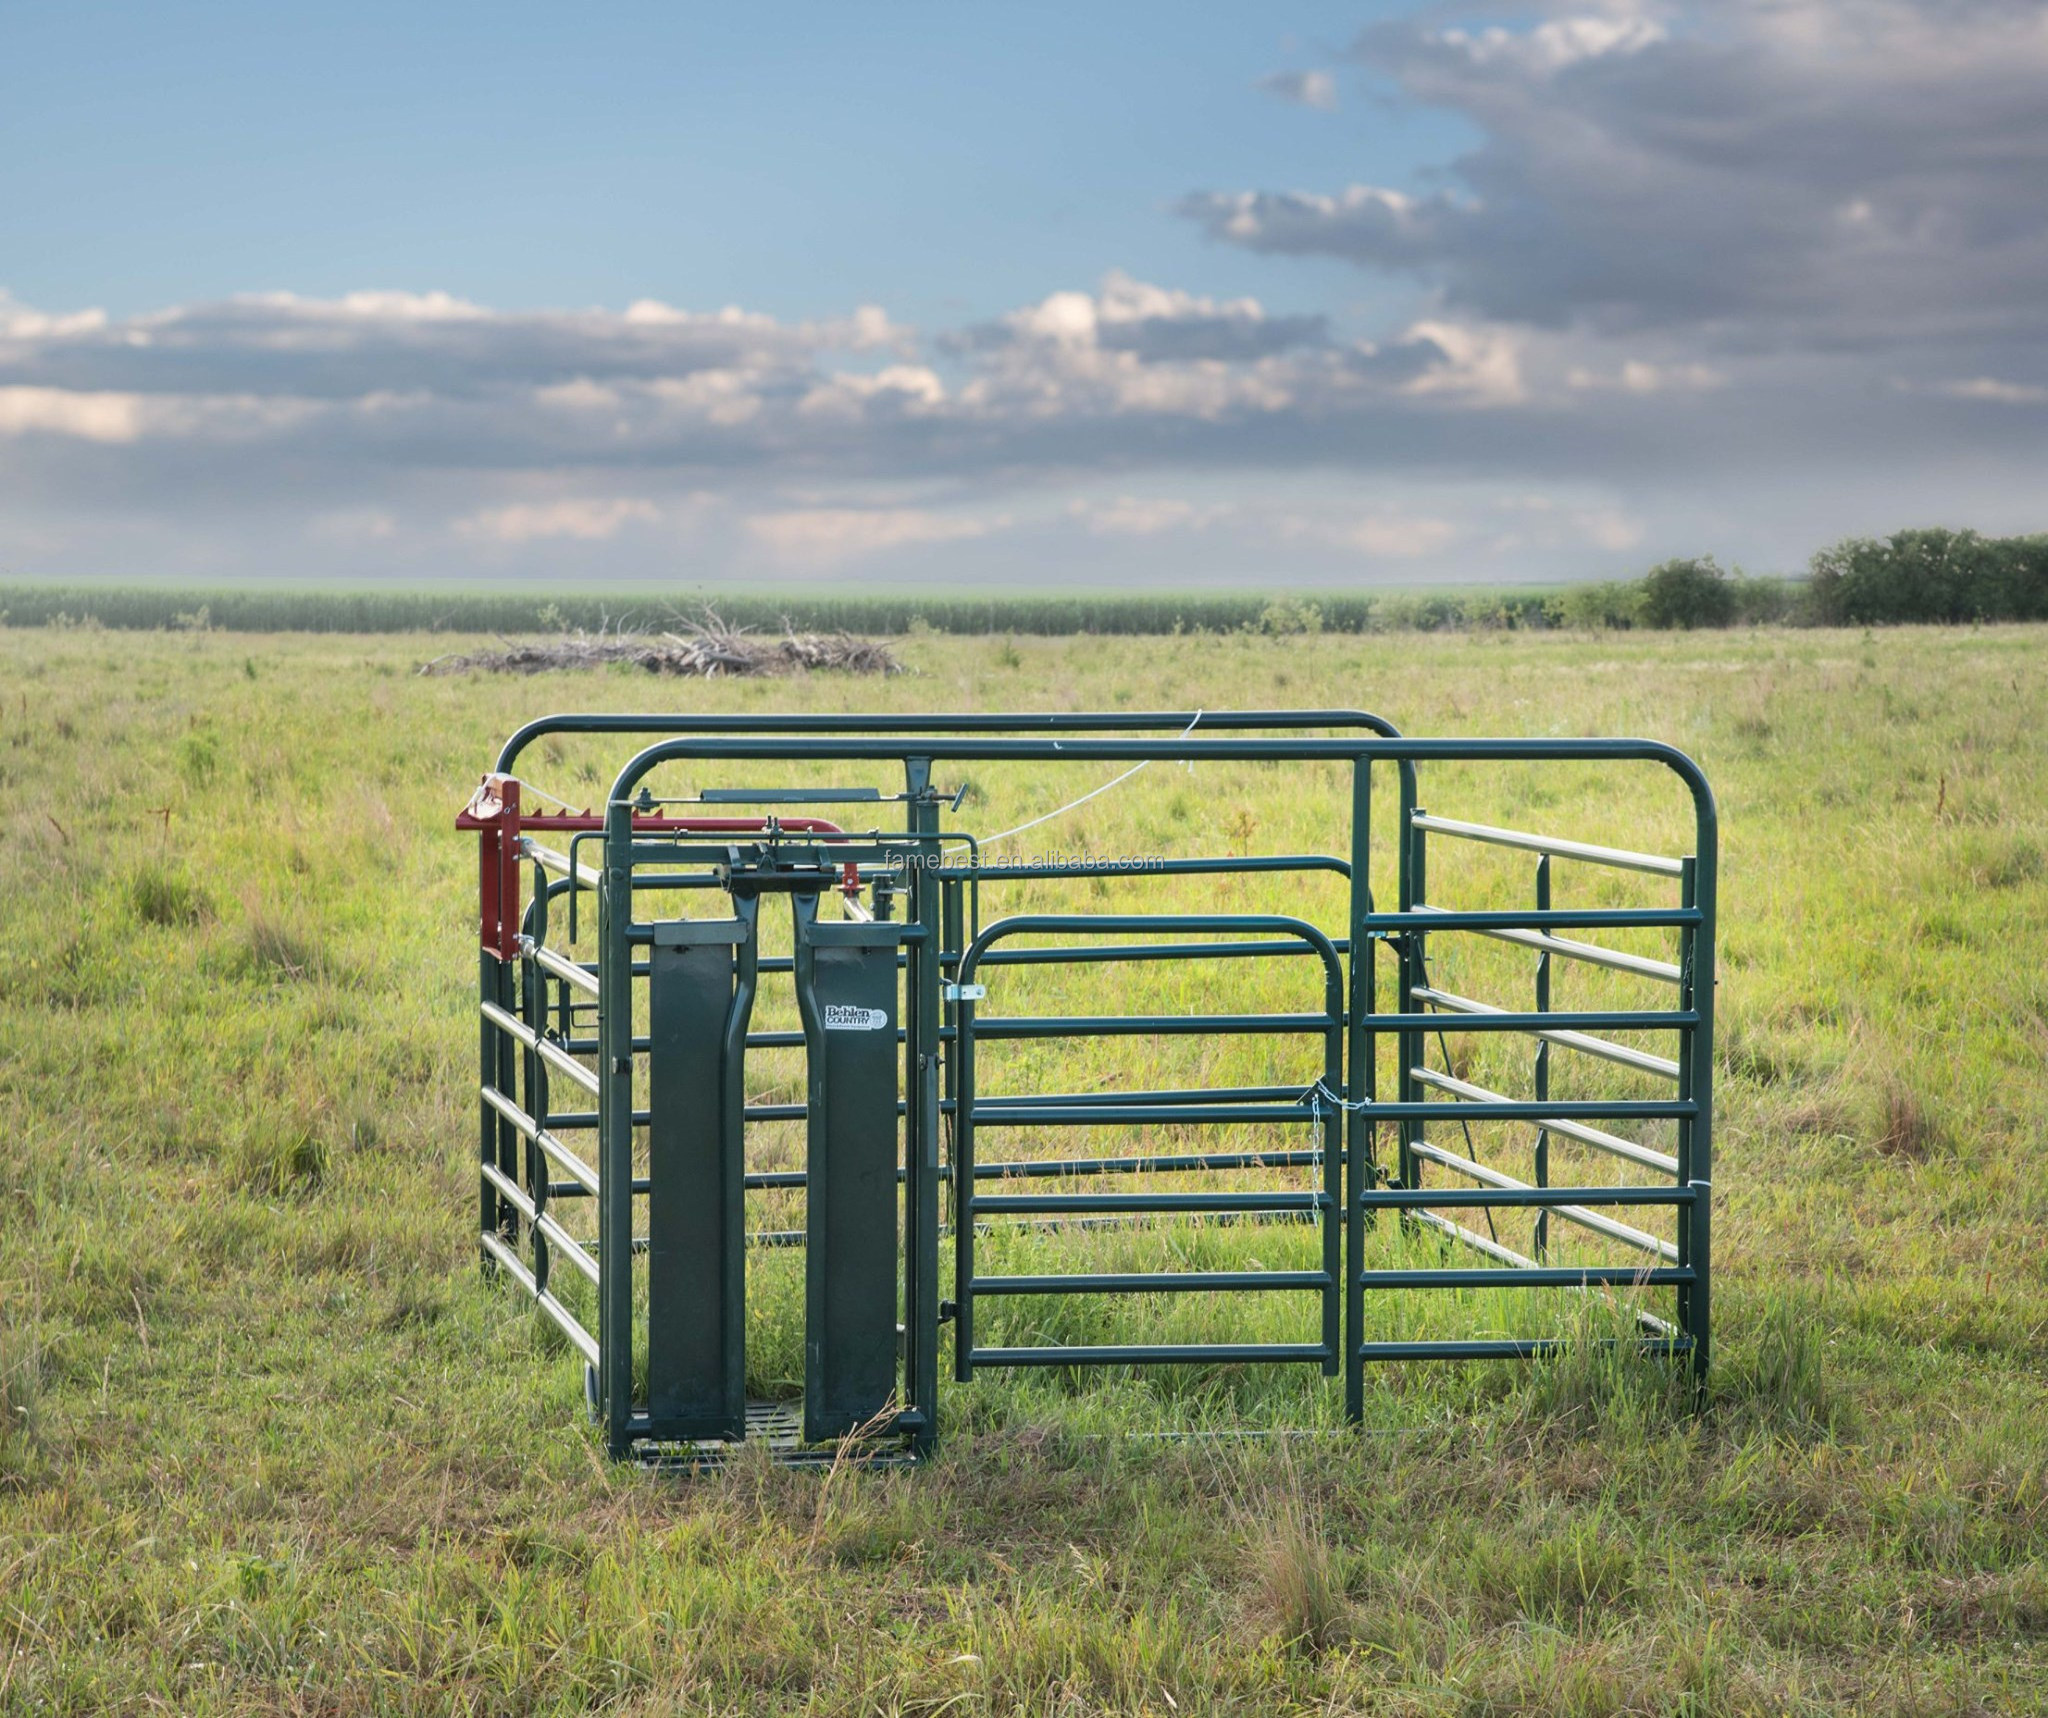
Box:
2, 622, 2045, 1713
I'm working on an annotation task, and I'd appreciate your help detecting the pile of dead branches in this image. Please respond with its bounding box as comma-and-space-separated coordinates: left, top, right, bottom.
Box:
418, 613, 901, 678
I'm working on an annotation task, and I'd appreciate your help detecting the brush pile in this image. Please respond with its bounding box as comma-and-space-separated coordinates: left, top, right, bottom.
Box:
418, 613, 901, 678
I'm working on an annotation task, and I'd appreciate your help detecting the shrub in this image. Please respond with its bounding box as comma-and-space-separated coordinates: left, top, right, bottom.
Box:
1254, 597, 1323, 636
1637, 556, 1738, 629
1808, 527, 2048, 624
1557, 580, 1641, 630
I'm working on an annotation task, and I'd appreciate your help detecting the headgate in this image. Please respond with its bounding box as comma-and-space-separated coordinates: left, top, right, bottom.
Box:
459, 711, 1716, 1461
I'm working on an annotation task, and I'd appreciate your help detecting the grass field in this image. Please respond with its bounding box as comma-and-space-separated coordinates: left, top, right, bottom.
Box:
3, 622, 2046, 1716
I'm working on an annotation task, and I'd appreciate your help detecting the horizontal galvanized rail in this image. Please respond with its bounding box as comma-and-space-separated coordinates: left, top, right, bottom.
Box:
1364, 907, 1695, 932
1408, 1067, 1680, 1174
1413, 986, 1680, 1079
1403, 1212, 1682, 1338
479, 1002, 600, 1097
1374, 1098, 1692, 1122
1409, 813, 1686, 877
480, 1085, 601, 1193
1410, 904, 1683, 983
1364, 1009, 1694, 1033
1402, 1138, 1680, 1260
533, 943, 600, 998
478, 1231, 601, 1367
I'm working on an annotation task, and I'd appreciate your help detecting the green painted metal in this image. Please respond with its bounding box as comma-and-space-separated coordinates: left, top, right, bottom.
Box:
461, 709, 1718, 1461
791, 896, 906, 1442
646, 906, 756, 1440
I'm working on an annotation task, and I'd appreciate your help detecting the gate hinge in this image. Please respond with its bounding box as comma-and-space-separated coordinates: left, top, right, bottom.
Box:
938, 1300, 957, 1323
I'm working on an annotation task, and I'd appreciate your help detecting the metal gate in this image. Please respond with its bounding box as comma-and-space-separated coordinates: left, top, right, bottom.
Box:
460, 713, 1715, 1460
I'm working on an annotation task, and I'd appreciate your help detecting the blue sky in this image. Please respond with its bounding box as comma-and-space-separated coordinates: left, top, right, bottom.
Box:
3, 2, 2045, 588
5, 3, 1450, 328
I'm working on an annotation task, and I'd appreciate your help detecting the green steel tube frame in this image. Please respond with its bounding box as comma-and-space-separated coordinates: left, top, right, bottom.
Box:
950, 913, 1345, 1380
470, 713, 1713, 1457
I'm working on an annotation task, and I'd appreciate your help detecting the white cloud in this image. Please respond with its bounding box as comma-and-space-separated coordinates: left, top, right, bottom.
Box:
1071, 496, 1232, 536
456, 497, 661, 543
798, 364, 947, 420
1931, 377, 2048, 406
1438, 15, 1665, 75
0, 385, 148, 442
1255, 70, 1338, 110
1567, 360, 1726, 394
1399, 321, 1527, 406
1275, 511, 1460, 558
1185, 1, 2048, 355
744, 507, 1001, 566
0, 292, 108, 340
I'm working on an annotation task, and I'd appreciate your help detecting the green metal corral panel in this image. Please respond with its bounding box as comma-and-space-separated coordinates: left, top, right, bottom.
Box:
796, 909, 904, 1441
647, 915, 755, 1441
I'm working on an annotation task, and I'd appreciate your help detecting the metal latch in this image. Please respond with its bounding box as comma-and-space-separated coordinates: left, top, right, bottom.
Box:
943, 982, 986, 1002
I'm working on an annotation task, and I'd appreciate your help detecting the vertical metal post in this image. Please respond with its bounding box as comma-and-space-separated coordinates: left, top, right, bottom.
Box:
521, 867, 549, 1293
1679, 853, 1712, 1393
1398, 798, 1426, 1196
953, 983, 977, 1382
598, 799, 636, 1457
1344, 756, 1372, 1423
479, 947, 502, 1267
1319, 949, 1343, 1377
905, 759, 942, 1451
1533, 855, 1551, 1261
941, 874, 964, 1271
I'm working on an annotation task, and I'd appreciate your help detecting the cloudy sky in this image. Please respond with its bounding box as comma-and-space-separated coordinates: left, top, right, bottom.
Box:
4, 0, 2045, 588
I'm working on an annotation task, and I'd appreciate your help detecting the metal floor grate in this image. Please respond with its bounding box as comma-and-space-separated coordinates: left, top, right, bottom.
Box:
633, 1400, 920, 1471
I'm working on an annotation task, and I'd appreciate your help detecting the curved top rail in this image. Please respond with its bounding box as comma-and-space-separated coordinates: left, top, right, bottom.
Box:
958, 912, 1346, 998
597, 734, 1718, 873
494, 707, 1406, 775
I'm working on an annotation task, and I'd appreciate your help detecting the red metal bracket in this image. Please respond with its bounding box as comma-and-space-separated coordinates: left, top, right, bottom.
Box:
456, 778, 858, 956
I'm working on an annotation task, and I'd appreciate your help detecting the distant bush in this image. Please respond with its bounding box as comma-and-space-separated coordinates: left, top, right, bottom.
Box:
1732, 575, 1799, 626
1807, 528, 2048, 624
1253, 597, 1324, 635
1637, 557, 1739, 629
1556, 580, 1642, 631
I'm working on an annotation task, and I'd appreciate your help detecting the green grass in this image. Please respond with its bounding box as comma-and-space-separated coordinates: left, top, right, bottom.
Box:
3, 623, 2047, 1714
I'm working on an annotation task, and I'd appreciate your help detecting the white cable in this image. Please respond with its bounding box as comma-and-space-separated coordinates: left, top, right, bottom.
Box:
943, 710, 1202, 857
515, 780, 589, 814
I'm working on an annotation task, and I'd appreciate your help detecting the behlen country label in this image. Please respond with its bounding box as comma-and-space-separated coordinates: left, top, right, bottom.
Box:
822, 1004, 890, 1031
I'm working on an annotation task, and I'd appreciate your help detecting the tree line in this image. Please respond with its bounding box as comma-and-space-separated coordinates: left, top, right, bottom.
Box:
2, 527, 2041, 635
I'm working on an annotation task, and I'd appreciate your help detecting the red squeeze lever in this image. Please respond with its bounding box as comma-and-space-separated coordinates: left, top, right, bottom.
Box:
455, 773, 523, 959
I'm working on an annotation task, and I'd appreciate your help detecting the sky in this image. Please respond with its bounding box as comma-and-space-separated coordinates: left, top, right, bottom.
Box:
3, 0, 2045, 589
